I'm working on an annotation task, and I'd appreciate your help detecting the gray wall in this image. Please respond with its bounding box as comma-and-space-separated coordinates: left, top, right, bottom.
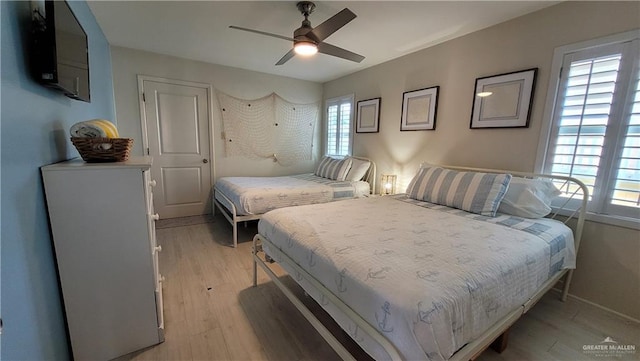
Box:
1, 1, 116, 359
110, 46, 324, 180
323, 1, 640, 319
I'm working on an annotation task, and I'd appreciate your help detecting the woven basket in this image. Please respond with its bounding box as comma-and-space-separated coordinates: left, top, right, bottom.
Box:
71, 137, 133, 162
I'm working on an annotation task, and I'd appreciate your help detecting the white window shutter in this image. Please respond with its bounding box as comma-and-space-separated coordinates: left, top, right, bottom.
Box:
325, 95, 353, 157
544, 38, 640, 219
608, 56, 640, 217
327, 103, 338, 155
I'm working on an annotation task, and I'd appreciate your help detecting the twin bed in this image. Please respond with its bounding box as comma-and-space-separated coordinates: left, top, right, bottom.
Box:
213, 156, 376, 247
249, 165, 588, 360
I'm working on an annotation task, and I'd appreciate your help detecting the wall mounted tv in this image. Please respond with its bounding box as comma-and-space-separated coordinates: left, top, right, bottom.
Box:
32, 0, 90, 102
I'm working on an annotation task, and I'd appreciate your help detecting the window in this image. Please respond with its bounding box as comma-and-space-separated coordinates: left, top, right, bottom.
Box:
325, 94, 354, 157
539, 31, 639, 223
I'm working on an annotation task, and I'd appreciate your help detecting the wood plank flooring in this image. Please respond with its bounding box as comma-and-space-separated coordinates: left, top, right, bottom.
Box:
117, 215, 639, 361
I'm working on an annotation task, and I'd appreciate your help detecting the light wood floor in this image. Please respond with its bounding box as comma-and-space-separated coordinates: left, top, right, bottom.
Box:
117, 215, 639, 361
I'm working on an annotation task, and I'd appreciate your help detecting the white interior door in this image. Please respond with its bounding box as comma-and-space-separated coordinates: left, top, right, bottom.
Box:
141, 78, 212, 219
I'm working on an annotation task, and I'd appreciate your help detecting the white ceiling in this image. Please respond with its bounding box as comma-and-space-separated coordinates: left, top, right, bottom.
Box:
87, 1, 556, 83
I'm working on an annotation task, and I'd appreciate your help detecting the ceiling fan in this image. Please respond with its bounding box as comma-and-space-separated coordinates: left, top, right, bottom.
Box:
229, 1, 365, 65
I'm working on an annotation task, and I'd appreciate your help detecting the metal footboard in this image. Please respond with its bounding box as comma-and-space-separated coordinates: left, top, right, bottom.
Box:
213, 187, 261, 248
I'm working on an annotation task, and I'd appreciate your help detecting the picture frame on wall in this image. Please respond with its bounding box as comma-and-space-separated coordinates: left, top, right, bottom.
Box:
470, 68, 537, 129
401, 86, 439, 131
356, 97, 381, 133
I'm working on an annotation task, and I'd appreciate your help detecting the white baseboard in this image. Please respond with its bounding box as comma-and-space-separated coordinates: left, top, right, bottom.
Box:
550, 287, 640, 324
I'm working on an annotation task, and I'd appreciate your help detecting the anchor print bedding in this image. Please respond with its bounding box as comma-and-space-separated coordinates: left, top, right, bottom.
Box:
215, 174, 370, 216
258, 195, 575, 361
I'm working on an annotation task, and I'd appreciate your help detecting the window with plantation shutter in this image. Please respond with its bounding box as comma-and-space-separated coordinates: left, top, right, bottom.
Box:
610, 68, 640, 212
325, 95, 354, 157
541, 33, 640, 223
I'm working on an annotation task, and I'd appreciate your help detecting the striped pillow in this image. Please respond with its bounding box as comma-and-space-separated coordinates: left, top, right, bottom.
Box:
315, 156, 353, 181
406, 166, 512, 217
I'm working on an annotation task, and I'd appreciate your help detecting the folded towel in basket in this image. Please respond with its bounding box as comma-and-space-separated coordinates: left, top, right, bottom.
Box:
70, 119, 119, 138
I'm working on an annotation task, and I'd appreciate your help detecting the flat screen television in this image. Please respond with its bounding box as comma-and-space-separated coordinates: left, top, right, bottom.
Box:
32, 0, 90, 102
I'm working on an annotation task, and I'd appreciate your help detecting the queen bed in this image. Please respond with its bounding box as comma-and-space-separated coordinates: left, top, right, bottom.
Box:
251, 165, 588, 360
214, 156, 376, 247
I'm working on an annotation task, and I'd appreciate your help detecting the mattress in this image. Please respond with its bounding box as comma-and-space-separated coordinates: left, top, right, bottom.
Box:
214, 173, 370, 216
258, 195, 575, 361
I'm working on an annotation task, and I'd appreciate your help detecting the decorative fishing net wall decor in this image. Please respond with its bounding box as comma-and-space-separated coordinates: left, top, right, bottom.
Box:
217, 92, 318, 166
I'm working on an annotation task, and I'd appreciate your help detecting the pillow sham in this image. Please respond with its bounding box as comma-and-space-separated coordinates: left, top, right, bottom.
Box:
315, 156, 352, 181
406, 166, 511, 217
345, 158, 371, 181
497, 177, 561, 218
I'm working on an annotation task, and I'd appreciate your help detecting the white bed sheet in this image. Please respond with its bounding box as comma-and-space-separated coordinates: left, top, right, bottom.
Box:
258, 195, 575, 361
215, 173, 369, 216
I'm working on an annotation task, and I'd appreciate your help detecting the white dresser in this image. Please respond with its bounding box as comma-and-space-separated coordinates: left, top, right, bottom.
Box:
41, 156, 164, 360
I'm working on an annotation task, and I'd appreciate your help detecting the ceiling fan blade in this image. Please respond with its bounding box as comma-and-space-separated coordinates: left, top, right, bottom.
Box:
275, 49, 296, 66
229, 25, 294, 42
307, 8, 356, 43
317, 42, 365, 63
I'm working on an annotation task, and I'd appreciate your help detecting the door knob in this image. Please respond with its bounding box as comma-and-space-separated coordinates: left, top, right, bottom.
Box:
203, 159, 208, 164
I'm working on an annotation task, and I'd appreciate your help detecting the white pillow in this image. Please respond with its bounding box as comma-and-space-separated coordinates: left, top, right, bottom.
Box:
498, 177, 561, 218
345, 158, 370, 181
314, 156, 352, 181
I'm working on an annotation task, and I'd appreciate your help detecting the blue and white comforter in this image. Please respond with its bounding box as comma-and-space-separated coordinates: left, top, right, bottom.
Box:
258, 195, 575, 360
214, 173, 370, 215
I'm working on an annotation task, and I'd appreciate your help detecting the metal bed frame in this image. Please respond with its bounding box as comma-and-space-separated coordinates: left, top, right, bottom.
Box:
252, 166, 588, 360
213, 156, 376, 248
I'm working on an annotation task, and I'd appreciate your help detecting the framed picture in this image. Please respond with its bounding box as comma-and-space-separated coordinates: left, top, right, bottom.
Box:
356, 97, 381, 133
401, 86, 439, 131
470, 68, 537, 129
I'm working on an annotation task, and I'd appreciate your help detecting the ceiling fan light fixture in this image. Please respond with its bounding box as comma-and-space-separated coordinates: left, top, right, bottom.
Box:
230, 2, 364, 65
294, 41, 318, 56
